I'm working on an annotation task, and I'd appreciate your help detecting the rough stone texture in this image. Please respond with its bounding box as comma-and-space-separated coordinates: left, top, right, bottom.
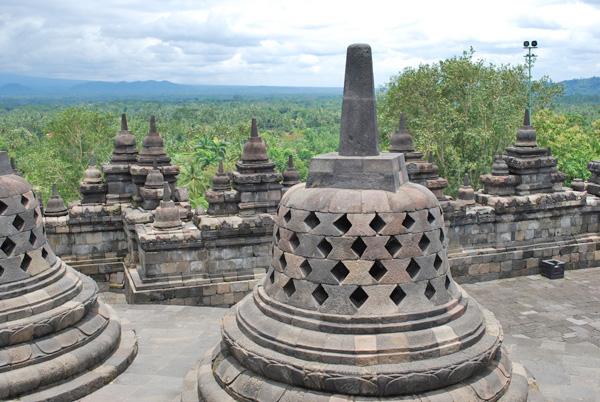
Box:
125, 213, 272, 306
191, 43, 527, 401
444, 189, 600, 284
388, 113, 449, 200
0, 151, 136, 401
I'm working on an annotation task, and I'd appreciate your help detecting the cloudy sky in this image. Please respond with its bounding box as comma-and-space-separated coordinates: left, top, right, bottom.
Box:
1, 0, 598, 87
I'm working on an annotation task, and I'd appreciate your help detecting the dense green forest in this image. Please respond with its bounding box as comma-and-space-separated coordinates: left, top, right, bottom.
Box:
1, 51, 599, 208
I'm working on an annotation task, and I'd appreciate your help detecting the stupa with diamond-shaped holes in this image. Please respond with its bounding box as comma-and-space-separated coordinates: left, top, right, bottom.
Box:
189, 44, 529, 401
0, 151, 136, 401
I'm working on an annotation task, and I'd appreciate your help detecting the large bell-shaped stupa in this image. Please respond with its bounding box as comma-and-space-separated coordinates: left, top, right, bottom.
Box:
0, 151, 136, 401
190, 44, 529, 401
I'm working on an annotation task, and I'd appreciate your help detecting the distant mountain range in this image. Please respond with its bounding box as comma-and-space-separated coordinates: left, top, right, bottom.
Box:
0, 73, 598, 101
560, 77, 600, 96
0, 73, 342, 101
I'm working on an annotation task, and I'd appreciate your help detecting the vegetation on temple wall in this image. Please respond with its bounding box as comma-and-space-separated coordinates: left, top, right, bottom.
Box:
377, 48, 568, 195
0, 48, 599, 205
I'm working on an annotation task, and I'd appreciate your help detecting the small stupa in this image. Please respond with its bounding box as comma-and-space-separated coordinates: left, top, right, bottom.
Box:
388, 113, 449, 200
205, 159, 239, 216
102, 113, 138, 203
231, 119, 283, 216
79, 154, 107, 204
44, 183, 68, 217
130, 116, 180, 206
281, 154, 301, 194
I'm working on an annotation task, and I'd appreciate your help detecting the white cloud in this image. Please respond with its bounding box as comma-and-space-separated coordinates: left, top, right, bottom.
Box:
0, 0, 597, 86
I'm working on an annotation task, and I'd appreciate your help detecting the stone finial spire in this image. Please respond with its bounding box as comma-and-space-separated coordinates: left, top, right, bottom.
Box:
339, 44, 379, 156
251, 118, 258, 138
150, 115, 157, 133
428, 151, 434, 164
389, 113, 415, 153
121, 113, 128, 131
524, 108, 531, 126
10, 157, 21, 176
45, 183, 68, 217
0, 151, 12, 175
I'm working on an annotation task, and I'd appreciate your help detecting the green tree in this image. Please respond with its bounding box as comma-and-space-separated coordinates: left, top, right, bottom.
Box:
377, 48, 563, 196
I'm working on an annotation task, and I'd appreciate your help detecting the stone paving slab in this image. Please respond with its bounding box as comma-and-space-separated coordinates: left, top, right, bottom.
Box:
84, 268, 600, 402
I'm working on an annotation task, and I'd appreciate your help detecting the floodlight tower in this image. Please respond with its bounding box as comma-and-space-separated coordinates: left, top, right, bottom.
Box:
523, 40, 538, 113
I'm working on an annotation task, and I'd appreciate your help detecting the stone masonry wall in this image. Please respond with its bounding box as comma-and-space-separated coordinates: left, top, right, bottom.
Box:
44, 203, 127, 281
124, 214, 273, 305
443, 191, 600, 283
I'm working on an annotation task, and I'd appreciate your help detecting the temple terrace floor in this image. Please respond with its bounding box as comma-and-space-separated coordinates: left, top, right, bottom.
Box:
80, 268, 600, 402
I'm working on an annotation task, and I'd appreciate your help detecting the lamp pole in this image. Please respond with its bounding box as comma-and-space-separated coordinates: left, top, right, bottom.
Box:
523, 40, 538, 114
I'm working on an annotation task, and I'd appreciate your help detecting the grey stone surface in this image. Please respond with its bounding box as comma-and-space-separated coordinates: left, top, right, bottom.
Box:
89, 268, 600, 401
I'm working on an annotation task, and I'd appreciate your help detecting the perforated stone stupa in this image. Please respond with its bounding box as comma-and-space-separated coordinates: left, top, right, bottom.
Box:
102, 114, 138, 204
189, 44, 529, 401
0, 151, 136, 401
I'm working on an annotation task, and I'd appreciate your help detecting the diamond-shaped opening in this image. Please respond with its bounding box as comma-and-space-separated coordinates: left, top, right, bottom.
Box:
289, 233, 300, 251
283, 278, 296, 298
20, 195, 29, 207
1, 237, 16, 256
29, 231, 37, 246
12, 215, 25, 231
20, 253, 31, 271
0, 200, 7, 215
283, 210, 292, 224
369, 261, 387, 281
333, 214, 352, 235
304, 211, 320, 230
390, 285, 406, 305
331, 262, 349, 283
350, 286, 368, 309
369, 214, 386, 233
351, 237, 367, 257
445, 275, 451, 290
427, 210, 435, 224
402, 213, 415, 230
300, 259, 312, 278
418, 234, 430, 252
434, 254, 443, 270
279, 253, 287, 270
406, 259, 421, 279
425, 282, 436, 300
385, 236, 402, 257
269, 269, 275, 284
312, 284, 328, 306
0, 264, 3, 277
41, 247, 48, 259
275, 228, 281, 244
317, 238, 332, 258
439, 229, 445, 245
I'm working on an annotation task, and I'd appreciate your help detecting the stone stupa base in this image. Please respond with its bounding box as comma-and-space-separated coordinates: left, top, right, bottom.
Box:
1, 264, 138, 402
